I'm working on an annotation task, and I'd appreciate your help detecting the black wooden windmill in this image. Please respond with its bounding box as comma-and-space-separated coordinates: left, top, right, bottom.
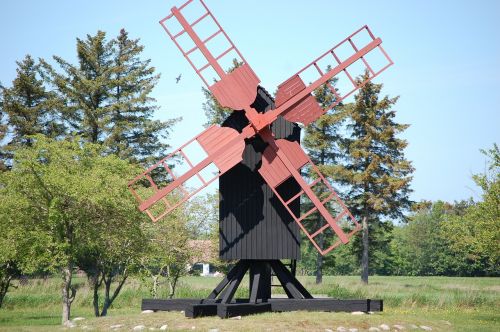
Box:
132, 0, 392, 318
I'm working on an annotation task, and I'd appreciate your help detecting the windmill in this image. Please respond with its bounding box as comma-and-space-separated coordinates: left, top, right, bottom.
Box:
132, 0, 392, 318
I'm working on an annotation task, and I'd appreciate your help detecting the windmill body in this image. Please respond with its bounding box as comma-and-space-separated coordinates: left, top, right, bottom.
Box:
133, 0, 392, 318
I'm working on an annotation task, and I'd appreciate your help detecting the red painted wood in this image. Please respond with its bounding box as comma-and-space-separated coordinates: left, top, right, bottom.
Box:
132, 0, 393, 255
209, 64, 260, 111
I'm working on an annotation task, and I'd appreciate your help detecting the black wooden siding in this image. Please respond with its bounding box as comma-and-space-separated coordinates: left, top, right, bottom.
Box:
218, 87, 301, 260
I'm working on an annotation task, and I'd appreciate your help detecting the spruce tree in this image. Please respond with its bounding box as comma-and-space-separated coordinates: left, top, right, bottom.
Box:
337, 71, 413, 284
0, 55, 62, 167
107, 29, 178, 164
42, 30, 177, 164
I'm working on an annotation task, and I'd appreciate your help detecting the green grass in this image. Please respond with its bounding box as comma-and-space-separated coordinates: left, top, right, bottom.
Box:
0, 275, 499, 331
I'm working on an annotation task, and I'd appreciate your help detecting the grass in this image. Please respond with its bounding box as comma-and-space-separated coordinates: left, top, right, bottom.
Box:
0, 275, 499, 331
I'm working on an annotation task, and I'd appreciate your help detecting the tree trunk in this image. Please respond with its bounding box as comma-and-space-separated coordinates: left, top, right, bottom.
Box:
167, 266, 180, 299
152, 275, 159, 299
92, 277, 100, 317
315, 232, 324, 284
0, 275, 12, 308
361, 216, 369, 284
101, 278, 112, 317
61, 265, 75, 326
100, 273, 127, 317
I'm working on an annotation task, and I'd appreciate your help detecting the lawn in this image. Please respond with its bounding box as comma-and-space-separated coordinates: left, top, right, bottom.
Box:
0, 275, 498, 331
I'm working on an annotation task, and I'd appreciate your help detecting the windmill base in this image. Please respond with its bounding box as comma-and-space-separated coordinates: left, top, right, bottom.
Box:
141, 260, 382, 318
142, 298, 383, 318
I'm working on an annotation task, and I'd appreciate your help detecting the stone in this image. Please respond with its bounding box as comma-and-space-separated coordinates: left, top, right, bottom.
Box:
351, 311, 365, 315
368, 328, 380, 332
72, 317, 85, 321
110, 324, 124, 329
336, 327, 347, 332
379, 324, 390, 331
208, 329, 219, 332
133, 325, 146, 331
409, 325, 419, 329
393, 325, 405, 330
159, 325, 168, 330
419, 326, 432, 331
348, 329, 359, 332
230, 316, 242, 320
141, 310, 154, 314
325, 329, 333, 332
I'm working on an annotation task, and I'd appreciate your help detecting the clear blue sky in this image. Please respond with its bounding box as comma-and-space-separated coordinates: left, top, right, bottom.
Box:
1, 0, 499, 203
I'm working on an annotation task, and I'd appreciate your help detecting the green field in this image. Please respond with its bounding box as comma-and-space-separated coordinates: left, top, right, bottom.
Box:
0, 275, 498, 331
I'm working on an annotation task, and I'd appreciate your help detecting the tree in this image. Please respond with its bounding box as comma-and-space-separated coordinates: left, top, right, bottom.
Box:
138, 204, 191, 299
41, 30, 178, 165
390, 201, 464, 276
302, 68, 344, 284
0, 55, 62, 167
443, 144, 500, 276
0, 135, 144, 324
335, 71, 413, 284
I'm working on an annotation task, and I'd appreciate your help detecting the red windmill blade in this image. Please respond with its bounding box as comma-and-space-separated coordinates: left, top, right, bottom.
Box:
129, 0, 393, 255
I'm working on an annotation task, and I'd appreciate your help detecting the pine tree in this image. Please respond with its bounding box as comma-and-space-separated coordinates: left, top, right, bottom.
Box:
42, 30, 177, 164
337, 71, 413, 284
0, 55, 62, 167
302, 70, 345, 284
106, 29, 178, 164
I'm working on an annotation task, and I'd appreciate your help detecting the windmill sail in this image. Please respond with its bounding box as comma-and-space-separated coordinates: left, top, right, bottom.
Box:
131, 0, 393, 256
160, 0, 260, 111
268, 25, 393, 126
258, 129, 360, 255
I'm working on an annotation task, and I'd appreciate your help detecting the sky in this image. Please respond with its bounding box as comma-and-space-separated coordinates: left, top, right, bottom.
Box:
1, 0, 499, 204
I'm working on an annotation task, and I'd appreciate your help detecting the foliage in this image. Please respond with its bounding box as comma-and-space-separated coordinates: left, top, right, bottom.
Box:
0, 55, 63, 168
390, 201, 467, 276
0, 135, 145, 323
334, 71, 414, 283
442, 144, 500, 276
40, 30, 179, 165
138, 204, 192, 299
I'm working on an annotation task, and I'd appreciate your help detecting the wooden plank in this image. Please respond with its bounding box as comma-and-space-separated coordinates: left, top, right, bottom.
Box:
217, 303, 272, 318
219, 87, 301, 260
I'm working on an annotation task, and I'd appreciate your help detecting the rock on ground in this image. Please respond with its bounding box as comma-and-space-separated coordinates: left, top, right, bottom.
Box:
208, 329, 219, 332
368, 328, 380, 332
141, 310, 154, 314
72, 317, 85, 321
133, 325, 146, 331
379, 324, 390, 331
348, 328, 359, 332
420, 326, 432, 331
336, 327, 347, 332
110, 324, 124, 329
393, 324, 405, 330
159, 325, 168, 330
351, 311, 365, 315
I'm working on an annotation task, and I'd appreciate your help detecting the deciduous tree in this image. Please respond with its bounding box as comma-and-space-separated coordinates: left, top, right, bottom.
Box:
1, 136, 144, 324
